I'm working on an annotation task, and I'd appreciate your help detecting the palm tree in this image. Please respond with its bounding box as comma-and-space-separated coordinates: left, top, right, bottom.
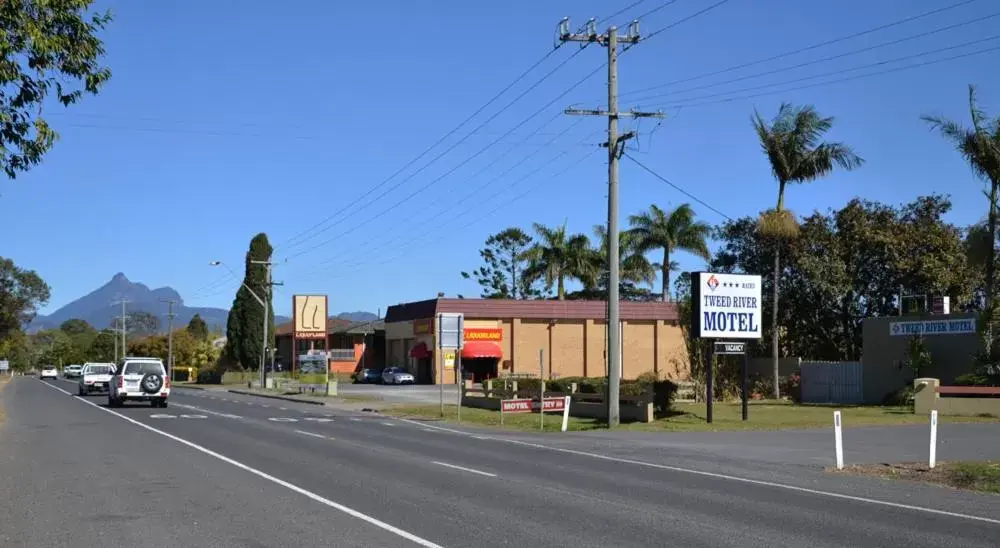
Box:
627, 203, 712, 302
923, 85, 1000, 351
590, 224, 658, 291
752, 103, 864, 398
522, 221, 592, 300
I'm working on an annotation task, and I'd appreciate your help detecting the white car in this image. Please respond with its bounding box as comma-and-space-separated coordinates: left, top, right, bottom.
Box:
78, 363, 115, 396
40, 366, 58, 380
107, 357, 170, 408
381, 366, 415, 385
63, 364, 83, 379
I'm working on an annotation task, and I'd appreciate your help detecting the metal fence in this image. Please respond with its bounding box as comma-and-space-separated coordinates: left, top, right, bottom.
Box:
800, 361, 863, 404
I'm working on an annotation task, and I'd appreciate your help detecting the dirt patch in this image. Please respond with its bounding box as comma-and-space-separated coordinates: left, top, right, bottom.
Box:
832, 461, 1000, 495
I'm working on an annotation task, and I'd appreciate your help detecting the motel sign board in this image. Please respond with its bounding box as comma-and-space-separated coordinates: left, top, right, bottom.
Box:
690, 272, 763, 340
500, 397, 568, 413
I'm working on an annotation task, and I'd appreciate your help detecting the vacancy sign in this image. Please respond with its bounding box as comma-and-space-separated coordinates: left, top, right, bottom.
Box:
691, 272, 763, 339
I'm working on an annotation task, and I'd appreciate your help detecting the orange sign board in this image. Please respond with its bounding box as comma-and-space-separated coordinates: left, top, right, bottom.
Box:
464, 328, 502, 341
413, 318, 433, 335
293, 295, 328, 340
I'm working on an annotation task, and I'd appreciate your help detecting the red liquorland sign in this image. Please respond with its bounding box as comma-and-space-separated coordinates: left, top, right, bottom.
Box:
464, 328, 502, 341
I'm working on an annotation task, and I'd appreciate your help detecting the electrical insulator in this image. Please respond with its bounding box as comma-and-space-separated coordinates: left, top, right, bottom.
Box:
628, 20, 640, 41
558, 17, 570, 38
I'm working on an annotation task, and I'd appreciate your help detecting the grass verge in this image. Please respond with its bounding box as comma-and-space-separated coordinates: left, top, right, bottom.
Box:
836, 461, 1000, 495
382, 400, 1000, 433
0, 375, 11, 424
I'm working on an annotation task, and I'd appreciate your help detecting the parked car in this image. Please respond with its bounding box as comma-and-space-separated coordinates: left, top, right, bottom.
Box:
40, 366, 58, 380
78, 363, 115, 396
108, 357, 170, 408
63, 364, 83, 379
381, 366, 415, 385
355, 368, 382, 384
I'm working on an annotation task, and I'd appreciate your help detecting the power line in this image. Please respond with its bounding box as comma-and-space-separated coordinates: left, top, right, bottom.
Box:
294, 148, 600, 285
623, 0, 980, 95
624, 11, 1000, 104
625, 0, 682, 24
624, 153, 732, 220
657, 43, 1000, 110
642, 0, 732, 42
274, 46, 585, 254
279, 62, 607, 264
289, 127, 597, 280
651, 35, 1000, 107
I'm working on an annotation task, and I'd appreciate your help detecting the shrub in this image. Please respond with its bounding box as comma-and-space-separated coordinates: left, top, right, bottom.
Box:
197, 367, 222, 384
882, 385, 915, 406
779, 372, 801, 403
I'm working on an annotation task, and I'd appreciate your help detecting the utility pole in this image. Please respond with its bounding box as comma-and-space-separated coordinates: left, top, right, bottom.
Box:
161, 298, 178, 380
559, 17, 664, 427
112, 317, 119, 363
250, 259, 283, 388
114, 299, 130, 361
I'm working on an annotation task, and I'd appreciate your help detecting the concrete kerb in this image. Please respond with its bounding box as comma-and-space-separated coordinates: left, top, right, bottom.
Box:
228, 389, 326, 406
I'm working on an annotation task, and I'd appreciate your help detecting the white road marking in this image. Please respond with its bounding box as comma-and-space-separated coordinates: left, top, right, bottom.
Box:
173, 403, 242, 420
261, 404, 270, 408
268, 417, 298, 422
39, 379, 443, 547
279, 407, 288, 411
431, 461, 497, 478
395, 418, 1000, 526
303, 417, 333, 423
295, 430, 330, 440
179, 414, 207, 419
349, 418, 362, 422
381, 422, 394, 427
149, 414, 175, 419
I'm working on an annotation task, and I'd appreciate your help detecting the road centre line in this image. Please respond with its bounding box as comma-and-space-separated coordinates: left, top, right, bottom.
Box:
432, 461, 497, 478
397, 419, 1000, 526
295, 430, 331, 440
173, 402, 242, 419
38, 380, 444, 547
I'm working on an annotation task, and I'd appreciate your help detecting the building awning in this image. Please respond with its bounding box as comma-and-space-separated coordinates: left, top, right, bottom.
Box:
461, 341, 502, 359
409, 342, 431, 359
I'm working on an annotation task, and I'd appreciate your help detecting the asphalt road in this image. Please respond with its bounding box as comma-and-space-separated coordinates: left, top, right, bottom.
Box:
1, 377, 998, 547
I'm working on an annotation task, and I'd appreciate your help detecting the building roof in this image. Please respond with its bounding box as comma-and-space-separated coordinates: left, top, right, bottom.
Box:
333, 320, 385, 334
274, 317, 353, 337
385, 298, 678, 323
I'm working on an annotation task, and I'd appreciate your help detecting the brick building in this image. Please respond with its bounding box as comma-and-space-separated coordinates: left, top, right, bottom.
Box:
384, 298, 688, 384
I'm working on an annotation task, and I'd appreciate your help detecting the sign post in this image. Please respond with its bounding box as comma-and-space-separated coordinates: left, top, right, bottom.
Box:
0, 360, 8, 374
539, 349, 545, 432
691, 272, 762, 424
437, 313, 464, 418
500, 395, 572, 432
714, 341, 748, 420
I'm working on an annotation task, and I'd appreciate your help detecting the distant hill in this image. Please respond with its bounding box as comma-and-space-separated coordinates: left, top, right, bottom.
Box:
28, 273, 374, 334
334, 311, 380, 322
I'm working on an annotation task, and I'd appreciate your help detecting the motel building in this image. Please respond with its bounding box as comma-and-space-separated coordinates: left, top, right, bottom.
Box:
383, 297, 690, 384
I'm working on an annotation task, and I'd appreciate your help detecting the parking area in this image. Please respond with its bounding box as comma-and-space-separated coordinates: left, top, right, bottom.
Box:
338, 382, 459, 404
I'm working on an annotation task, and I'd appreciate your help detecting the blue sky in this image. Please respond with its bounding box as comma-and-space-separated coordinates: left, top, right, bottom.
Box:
5, 0, 1000, 318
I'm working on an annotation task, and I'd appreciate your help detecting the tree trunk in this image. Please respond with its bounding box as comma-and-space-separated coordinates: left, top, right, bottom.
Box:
986, 181, 998, 354
661, 248, 671, 302
557, 276, 565, 300
772, 181, 786, 399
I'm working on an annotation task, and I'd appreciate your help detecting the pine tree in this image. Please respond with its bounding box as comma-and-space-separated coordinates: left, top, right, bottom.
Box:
225, 233, 274, 370
187, 314, 209, 340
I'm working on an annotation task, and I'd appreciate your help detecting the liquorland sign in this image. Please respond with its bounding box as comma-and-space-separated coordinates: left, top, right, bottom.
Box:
293, 294, 328, 339
690, 272, 763, 339
464, 328, 502, 341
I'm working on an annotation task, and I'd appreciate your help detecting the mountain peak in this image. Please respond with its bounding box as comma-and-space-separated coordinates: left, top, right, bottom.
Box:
111, 272, 129, 283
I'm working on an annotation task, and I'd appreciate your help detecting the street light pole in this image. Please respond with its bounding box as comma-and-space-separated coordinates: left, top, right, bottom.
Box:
211, 260, 267, 387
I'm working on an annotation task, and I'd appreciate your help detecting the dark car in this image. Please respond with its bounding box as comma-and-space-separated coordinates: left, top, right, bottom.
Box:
355, 368, 382, 384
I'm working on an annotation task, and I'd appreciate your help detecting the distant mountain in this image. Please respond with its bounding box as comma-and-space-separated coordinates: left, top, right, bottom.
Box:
25, 273, 383, 334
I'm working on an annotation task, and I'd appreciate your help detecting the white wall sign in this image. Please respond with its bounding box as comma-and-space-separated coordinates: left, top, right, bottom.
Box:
690, 272, 763, 339
889, 318, 976, 336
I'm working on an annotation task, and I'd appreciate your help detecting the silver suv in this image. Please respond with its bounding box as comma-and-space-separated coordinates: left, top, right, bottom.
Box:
108, 357, 170, 408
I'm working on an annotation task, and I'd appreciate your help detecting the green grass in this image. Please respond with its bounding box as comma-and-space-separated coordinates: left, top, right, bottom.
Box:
839, 461, 1000, 495
947, 461, 1000, 494
383, 400, 1000, 433
0, 375, 11, 424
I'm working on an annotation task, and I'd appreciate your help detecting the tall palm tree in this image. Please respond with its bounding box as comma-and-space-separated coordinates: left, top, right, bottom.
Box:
522, 221, 592, 300
923, 85, 1000, 351
627, 203, 712, 302
590, 224, 658, 290
752, 103, 864, 398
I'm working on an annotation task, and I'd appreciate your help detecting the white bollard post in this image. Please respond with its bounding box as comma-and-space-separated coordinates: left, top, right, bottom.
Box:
833, 410, 844, 470
561, 396, 571, 432
929, 410, 938, 469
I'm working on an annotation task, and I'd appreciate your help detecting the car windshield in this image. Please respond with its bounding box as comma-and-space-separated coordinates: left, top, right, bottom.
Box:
86, 365, 112, 375
123, 362, 163, 375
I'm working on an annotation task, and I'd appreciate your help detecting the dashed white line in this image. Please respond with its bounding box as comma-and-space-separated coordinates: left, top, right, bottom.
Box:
173, 403, 242, 419
349, 418, 362, 422
395, 418, 1000, 526
295, 430, 331, 440
279, 407, 288, 411
39, 380, 441, 547
431, 461, 497, 478
381, 422, 394, 427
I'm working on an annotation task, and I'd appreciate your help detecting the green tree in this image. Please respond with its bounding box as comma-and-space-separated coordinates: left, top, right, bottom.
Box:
87, 329, 116, 362
461, 227, 539, 299
0, 257, 50, 340
124, 311, 159, 335
0, 330, 33, 371
627, 203, 712, 302
59, 317, 96, 364
226, 233, 274, 369
33, 328, 73, 366
923, 85, 1000, 350
570, 225, 657, 301
522, 222, 593, 300
186, 313, 209, 340
751, 103, 864, 397
0, 1, 112, 178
